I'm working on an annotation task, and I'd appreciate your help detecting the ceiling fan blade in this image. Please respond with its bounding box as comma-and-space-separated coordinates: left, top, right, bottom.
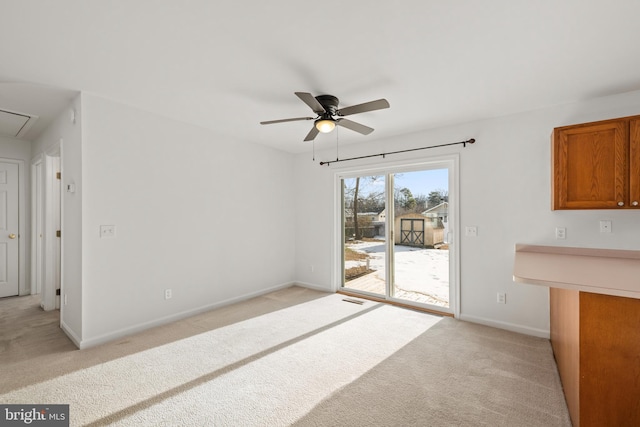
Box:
303, 126, 320, 141
337, 118, 374, 135
295, 92, 326, 114
260, 117, 314, 125
337, 99, 390, 116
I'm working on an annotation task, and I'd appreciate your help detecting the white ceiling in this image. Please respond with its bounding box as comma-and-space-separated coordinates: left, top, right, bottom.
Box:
1, 1, 640, 153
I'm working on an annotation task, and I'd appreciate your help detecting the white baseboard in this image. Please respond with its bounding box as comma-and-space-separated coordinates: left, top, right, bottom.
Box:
78, 281, 297, 349
60, 319, 82, 348
294, 281, 333, 293
458, 313, 550, 339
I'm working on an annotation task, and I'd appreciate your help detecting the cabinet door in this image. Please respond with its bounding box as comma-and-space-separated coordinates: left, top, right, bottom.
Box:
579, 292, 640, 426
630, 119, 640, 208
553, 120, 628, 209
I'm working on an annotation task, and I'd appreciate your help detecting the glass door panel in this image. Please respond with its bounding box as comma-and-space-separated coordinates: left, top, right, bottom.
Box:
392, 169, 450, 308
342, 175, 386, 297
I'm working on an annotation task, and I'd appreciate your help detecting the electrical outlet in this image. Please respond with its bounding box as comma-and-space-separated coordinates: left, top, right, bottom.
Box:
100, 225, 116, 238
555, 227, 566, 239
164, 289, 172, 300
497, 292, 506, 304
465, 226, 478, 237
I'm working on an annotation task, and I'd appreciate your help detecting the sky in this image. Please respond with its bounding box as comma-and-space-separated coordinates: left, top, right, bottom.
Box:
344, 168, 449, 199
394, 169, 448, 198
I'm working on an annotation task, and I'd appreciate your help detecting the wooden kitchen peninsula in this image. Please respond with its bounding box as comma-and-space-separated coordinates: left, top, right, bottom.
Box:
514, 244, 640, 427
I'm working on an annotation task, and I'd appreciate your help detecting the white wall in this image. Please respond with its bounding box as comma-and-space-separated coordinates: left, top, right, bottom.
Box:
294, 89, 640, 337
32, 95, 83, 344
0, 135, 32, 161
79, 94, 296, 347
0, 135, 31, 295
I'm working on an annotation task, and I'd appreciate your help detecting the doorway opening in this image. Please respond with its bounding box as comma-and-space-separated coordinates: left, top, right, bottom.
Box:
337, 157, 459, 316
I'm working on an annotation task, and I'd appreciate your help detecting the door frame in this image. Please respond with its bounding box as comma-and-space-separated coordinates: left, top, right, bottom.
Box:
30, 142, 62, 311
31, 155, 44, 296
333, 154, 460, 317
0, 157, 27, 296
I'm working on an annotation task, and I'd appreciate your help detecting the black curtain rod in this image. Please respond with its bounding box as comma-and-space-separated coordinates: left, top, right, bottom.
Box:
319, 138, 475, 166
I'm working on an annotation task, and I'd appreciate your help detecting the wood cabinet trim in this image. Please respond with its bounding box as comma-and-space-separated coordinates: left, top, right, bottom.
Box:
630, 119, 640, 206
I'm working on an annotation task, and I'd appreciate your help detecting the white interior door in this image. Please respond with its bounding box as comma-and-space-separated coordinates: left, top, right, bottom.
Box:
32, 160, 44, 295
41, 153, 61, 311
0, 161, 20, 298
53, 156, 61, 309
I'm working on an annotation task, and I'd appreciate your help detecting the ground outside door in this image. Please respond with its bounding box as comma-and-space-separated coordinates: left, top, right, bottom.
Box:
0, 161, 19, 298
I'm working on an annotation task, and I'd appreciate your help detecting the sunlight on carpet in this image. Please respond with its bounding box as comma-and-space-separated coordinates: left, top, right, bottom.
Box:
0, 294, 442, 426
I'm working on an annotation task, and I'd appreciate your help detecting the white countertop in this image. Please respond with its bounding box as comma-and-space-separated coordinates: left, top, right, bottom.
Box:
513, 244, 640, 299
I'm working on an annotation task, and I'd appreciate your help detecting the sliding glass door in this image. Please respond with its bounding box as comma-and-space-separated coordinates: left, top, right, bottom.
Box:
340, 160, 456, 314
342, 174, 387, 298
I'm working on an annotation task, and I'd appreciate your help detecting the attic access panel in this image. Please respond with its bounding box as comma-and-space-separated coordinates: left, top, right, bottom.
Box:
0, 109, 35, 138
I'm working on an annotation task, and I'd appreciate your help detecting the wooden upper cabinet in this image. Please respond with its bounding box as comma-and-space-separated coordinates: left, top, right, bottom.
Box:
552, 115, 640, 209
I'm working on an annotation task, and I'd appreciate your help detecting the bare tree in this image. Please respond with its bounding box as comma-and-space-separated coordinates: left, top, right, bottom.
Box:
344, 176, 384, 240
353, 177, 361, 239
414, 193, 428, 212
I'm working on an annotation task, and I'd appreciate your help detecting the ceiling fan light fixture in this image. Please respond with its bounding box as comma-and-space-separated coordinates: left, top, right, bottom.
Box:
259, 92, 389, 141
315, 118, 336, 133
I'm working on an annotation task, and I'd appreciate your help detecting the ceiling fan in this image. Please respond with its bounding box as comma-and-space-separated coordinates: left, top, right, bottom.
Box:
260, 92, 390, 141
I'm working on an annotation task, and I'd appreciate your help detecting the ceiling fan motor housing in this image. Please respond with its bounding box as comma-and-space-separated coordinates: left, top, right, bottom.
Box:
315, 95, 339, 116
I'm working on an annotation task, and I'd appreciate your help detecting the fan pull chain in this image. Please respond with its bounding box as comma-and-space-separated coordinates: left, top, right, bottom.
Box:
335, 125, 339, 161
312, 138, 315, 161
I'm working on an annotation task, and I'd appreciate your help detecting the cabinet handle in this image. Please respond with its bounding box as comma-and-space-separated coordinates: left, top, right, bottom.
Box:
633, 201, 639, 206
618, 201, 625, 206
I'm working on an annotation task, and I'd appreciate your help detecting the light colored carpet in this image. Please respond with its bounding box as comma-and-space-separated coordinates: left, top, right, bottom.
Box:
0, 287, 571, 426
